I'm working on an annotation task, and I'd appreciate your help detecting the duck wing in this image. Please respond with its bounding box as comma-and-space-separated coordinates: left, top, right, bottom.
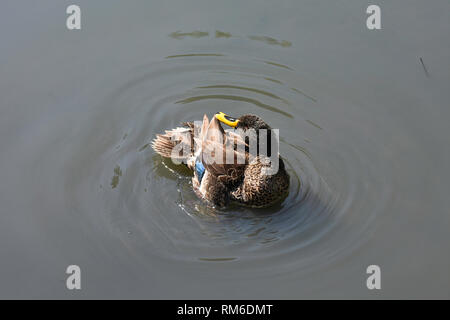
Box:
198, 116, 248, 178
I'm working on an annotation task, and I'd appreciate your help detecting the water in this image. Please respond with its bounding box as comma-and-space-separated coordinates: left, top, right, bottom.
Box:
1, 0, 449, 299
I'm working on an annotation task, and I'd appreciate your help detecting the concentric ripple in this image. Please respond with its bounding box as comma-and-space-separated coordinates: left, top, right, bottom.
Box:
63, 53, 392, 277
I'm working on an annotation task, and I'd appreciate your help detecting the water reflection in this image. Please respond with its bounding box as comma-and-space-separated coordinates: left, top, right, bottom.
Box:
166, 53, 224, 58
168, 30, 293, 48
215, 30, 232, 38
262, 60, 294, 70
248, 35, 292, 47
175, 94, 293, 118
196, 84, 290, 104
169, 30, 209, 39
110, 165, 122, 189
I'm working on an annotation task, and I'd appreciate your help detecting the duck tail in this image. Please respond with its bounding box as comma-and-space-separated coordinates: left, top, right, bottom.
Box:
151, 124, 194, 162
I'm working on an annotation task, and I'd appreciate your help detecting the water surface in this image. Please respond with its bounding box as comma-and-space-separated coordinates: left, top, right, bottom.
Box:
0, 0, 449, 298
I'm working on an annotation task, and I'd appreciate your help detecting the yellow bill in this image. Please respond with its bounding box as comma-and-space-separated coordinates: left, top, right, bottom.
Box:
215, 112, 239, 127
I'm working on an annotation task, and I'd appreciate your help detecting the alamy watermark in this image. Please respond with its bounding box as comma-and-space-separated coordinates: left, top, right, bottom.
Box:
66, 265, 81, 290
366, 265, 381, 290
66, 5, 81, 30
366, 5, 381, 30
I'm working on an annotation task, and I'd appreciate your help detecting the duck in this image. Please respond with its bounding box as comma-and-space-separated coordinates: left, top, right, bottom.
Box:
151, 112, 290, 208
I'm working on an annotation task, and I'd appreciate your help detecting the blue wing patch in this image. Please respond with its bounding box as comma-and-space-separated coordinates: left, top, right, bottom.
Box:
195, 161, 205, 183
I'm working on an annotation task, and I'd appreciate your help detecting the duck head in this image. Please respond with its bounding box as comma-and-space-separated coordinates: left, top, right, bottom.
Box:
215, 112, 277, 159
215, 112, 271, 130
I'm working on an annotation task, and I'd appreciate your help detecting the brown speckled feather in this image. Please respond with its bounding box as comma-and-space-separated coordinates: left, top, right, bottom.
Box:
230, 156, 290, 208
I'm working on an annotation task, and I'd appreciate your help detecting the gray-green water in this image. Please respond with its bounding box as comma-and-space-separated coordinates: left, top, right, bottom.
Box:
1, 0, 449, 299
